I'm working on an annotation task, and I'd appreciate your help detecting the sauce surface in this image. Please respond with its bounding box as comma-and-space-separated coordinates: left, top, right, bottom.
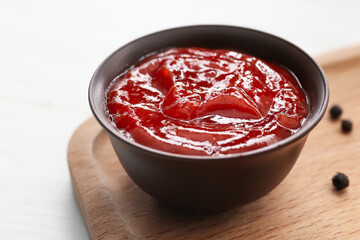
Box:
106, 48, 308, 155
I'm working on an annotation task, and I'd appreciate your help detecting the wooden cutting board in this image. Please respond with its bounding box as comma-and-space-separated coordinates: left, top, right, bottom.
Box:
68, 46, 360, 240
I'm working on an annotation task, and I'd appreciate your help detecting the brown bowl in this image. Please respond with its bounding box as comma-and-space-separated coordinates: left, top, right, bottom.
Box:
89, 25, 329, 211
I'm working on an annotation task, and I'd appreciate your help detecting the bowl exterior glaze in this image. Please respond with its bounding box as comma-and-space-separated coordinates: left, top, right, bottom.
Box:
89, 25, 328, 211
108, 134, 308, 211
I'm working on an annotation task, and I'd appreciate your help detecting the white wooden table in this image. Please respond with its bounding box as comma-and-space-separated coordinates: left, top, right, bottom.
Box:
1, 0, 359, 239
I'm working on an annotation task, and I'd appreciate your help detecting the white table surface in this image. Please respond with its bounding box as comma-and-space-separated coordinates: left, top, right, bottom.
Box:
1, 0, 359, 239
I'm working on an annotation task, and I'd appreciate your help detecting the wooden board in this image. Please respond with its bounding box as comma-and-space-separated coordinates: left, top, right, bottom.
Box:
68, 46, 360, 240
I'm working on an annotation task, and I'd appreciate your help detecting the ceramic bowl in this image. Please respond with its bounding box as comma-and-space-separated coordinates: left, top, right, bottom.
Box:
89, 25, 329, 211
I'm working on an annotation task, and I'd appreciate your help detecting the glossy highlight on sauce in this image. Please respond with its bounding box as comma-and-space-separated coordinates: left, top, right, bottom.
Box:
106, 48, 309, 156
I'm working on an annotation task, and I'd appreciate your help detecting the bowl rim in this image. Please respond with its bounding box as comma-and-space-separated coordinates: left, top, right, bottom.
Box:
89, 24, 329, 161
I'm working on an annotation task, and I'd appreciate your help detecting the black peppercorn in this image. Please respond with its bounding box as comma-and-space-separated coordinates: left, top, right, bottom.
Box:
332, 172, 349, 190
330, 105, 342, 119
341, 119, 352, 133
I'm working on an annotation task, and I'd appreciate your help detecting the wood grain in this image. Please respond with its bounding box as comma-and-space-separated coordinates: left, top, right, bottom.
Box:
68, 46, 360, 240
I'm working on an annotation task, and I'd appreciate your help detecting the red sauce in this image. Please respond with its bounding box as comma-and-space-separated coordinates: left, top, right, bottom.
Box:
106, 48, 308, 156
